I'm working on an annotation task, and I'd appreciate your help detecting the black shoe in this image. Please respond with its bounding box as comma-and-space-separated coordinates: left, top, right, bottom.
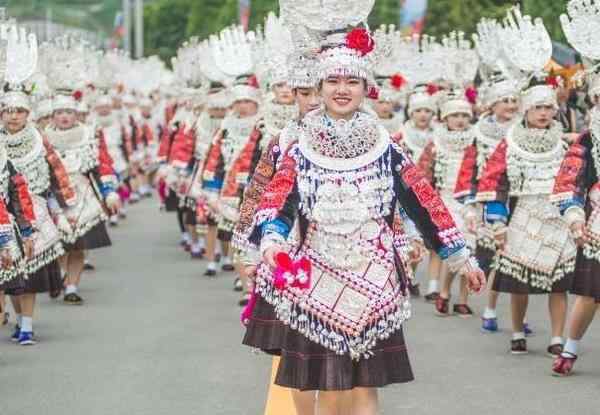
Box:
83, 262, 95, 271
238, 295, 251, 307
408, 283, 421, 297
204, 269, 217, 277
234, 277, 243, 292
424, 292, 439, 303
64, 292, 84, 305
511, 338, 528, 355
222, 264, 235, 272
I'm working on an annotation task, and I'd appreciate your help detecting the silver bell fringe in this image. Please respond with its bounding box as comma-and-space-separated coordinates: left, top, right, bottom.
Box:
24, 243, 65, 275
492, 254, 575, 292
255, 277, 412, 361
0, 258, 25, 285
583, 238, 600, 262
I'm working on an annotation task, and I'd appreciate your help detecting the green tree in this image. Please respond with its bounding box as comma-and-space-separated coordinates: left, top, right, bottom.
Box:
523, 0, 567, 43
144, 0, 193, 63
424, 0, 509, 40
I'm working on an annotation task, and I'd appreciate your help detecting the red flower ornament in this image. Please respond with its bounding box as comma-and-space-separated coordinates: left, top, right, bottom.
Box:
546, 75, 561, 89
367, 86, 379, 100
72, 90, 83, 102
247, 75, 259, 89
465, 87, 478, 105
346, 28, 375, 56
273, 252, 312, 291
391, 74, 406, 90
426, 83, 439, 96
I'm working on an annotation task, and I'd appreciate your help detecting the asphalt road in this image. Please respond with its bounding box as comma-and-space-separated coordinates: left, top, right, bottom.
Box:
0, 198, 598, 415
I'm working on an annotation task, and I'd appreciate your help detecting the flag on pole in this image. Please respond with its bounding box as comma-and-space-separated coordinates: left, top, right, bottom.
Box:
399, 0, 428, 35
111, 12, 125, 49
239, 0, 251, 31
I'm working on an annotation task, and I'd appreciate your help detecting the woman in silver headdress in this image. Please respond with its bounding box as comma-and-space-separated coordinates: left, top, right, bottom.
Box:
242, 3, 485, 411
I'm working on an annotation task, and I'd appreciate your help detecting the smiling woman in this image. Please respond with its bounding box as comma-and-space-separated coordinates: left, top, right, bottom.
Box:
241, 3, 485, 414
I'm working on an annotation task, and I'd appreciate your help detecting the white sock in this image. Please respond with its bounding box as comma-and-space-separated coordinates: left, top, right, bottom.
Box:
16, 313, 22, 327
563, 338, 579, 356
551, 336, 564, 346
182, 232, 190, 243
512, 332, 525, 341
427, 280, 439, 294
222, 256, 232, 266
21, 316, 33, 333
65, 284, 78, 295
198, 238, 206, 249
191, 242, 202, 254
207, 262, 216, 271
483, 307, 497, 319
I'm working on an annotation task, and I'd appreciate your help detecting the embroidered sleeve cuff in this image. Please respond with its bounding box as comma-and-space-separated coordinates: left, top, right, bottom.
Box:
483, 202, 508, 224
239, 247, 261, 266
99, 183, 115, 198
564, 205, 586, 227
202, 179, 223, 191
259, 232, 286, 257
261, 218, 290, 239
445, 247, 471, 274
0, 234, 10, 246
559, 197, 584, 214
19, 227, 33, 238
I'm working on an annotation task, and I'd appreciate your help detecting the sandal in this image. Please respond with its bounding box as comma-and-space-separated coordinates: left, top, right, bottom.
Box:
453, 304, 474, 318
435, 296, 450, 317
552, 352, 577, 377
547, 343, 564, 358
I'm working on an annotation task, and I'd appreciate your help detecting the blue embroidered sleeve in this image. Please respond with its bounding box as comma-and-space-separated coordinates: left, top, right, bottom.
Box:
0, 231, 11, 246
558, 196, 584, 215
261, 218, 290, 239
202, 179, 223, 192
99, 182, 115, 198
483, 201, 508, 224
20, 226, 33, 238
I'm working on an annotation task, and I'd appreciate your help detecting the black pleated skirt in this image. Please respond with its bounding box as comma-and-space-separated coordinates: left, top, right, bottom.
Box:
65, 222, 112, 251
475, 245, 495, 278
243, 297, 414, 391
0, 274, 25, 293
165, 190, 180, 212
242, 296, 284, 356
14, 260, 62, 294
493, 271, 573, 294
571, 249, 600, 303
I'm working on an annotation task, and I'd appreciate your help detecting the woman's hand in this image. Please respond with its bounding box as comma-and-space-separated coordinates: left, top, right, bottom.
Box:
0, 248, 12, 269
263, 246, 283, 269
243, 265, 258, 281
106, 192, 121, 215
22, 237, 34, 260
408, 240, 426, 265
466, 268, 486, 294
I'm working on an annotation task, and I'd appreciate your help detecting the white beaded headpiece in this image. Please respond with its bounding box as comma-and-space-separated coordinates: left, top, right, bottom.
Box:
394, 34, 444, 87
497, 7, 554, 112
287, 53, 318, 89
279, 0, 380, 88
0, 23, 38, 111
263, 13, 294, 87
561, 0, 600, 98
